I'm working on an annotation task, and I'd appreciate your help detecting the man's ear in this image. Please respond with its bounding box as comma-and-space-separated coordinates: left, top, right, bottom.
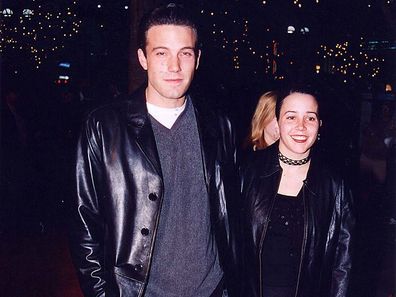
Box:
195, 50, 201, 70
137, 49, 148, 70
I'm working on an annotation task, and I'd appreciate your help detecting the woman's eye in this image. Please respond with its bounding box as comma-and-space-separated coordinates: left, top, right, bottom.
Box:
156, 52, 166, 56
307, 116, 317, 121
286, 116, 295, 120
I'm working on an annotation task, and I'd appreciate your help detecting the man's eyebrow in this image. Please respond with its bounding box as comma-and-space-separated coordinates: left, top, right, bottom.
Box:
151, 46, 196, 51
180, 46, 195, 50
151, 46, 168, 51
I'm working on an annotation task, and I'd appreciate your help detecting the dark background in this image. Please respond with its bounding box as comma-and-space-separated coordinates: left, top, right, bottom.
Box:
1, 0, 395, 296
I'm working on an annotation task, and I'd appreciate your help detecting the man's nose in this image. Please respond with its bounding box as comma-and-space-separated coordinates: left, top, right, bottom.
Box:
168, 55, 181, 72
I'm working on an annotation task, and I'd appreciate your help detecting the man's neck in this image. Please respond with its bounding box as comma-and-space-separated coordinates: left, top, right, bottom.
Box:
145, 89, 186, 108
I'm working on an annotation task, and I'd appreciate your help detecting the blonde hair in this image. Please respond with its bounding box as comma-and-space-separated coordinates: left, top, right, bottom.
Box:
245, 91, 277, 150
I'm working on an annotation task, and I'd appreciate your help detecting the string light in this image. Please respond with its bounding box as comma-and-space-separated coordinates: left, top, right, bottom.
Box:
2, 0, 386, 81
211, 0, 387, 79
316, 38, 385, 80
261, 0, 320, 4
0, 1, 81, 68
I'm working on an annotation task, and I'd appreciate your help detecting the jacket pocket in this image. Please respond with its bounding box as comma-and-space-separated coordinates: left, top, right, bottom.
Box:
106, 266, 144, 297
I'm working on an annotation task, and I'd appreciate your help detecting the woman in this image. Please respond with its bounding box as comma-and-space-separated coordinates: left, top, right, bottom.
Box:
245, 91, 279, 151
241, 88, 355, 297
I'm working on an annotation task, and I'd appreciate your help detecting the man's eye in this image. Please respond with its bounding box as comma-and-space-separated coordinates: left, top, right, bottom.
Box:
286, 116, 295, 120
181, 51, 193, 57
307, 116, 317, 121
156, 52, 166, 56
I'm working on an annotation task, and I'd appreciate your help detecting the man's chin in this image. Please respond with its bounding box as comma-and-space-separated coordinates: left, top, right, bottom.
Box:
163, 89, 189, 100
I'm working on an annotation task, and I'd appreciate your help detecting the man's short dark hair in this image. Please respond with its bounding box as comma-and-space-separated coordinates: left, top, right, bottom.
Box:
138, 3, 199, 54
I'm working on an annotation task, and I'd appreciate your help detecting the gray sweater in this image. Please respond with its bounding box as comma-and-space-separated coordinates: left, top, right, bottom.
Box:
145, 98, 223, 297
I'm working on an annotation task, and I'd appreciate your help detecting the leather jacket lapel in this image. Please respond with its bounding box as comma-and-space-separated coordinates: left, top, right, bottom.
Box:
192, 98, 217, 189
126, 88, 162, 177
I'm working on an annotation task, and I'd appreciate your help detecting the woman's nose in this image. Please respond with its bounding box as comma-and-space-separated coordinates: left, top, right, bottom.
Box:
296, 118, 306, 130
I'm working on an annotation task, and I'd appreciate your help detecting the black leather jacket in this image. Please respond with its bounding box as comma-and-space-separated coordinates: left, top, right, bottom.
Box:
69, 87, 240, 297
241, 143, 355, 297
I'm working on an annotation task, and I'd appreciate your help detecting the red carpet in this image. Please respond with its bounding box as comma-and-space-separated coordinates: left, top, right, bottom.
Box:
0, 229, 84, 297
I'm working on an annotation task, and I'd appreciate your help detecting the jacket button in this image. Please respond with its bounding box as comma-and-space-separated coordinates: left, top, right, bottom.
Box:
141, 228, 149, 236
135, 119, 145, 128
148, 193, 158, 201
134, 264, 143, 272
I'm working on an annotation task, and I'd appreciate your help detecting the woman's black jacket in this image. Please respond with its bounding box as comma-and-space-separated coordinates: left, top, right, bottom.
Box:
241, 143, 355, 297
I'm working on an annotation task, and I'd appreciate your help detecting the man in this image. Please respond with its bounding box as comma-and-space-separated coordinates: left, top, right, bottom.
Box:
70, 4, 240, 297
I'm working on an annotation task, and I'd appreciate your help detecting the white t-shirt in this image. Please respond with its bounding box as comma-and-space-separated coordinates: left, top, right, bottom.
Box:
146, 100, 187, 129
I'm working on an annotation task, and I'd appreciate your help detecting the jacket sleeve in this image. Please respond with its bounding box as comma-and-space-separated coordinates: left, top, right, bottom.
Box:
330, 180, 355, 297
220, 114, 243, 297
69, 117, 106, 297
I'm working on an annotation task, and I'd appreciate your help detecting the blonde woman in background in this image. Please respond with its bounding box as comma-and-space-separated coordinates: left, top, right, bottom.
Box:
245, 91, 279, 151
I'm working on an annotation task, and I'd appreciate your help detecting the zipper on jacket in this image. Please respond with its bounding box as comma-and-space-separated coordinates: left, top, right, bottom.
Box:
258, 174, 281, 297
293, 183, 309, 297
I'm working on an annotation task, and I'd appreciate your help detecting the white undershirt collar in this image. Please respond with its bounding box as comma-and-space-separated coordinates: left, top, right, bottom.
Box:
146, 99, 187, 129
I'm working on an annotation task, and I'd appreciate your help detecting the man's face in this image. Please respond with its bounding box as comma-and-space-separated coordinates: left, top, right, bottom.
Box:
138, 24, 201, 108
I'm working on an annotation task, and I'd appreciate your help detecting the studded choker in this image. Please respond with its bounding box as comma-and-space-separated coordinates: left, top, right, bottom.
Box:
278, 151, 310, 166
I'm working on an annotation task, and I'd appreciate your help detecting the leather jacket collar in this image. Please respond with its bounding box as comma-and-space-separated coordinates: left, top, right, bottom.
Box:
124, 85, 219, 187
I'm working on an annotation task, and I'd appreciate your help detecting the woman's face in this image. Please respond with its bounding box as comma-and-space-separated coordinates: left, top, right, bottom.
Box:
278, 92, 321, 159
264, 116, 279, 146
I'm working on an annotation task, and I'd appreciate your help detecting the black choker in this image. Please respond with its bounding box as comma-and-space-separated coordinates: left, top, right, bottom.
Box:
278, 151, 310, 166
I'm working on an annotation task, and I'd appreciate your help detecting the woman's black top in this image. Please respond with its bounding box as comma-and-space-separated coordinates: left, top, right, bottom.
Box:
261, 192, 304, 287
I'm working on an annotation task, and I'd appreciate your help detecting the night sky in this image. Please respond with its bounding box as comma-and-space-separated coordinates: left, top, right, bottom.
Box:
1, 0, 395, 89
